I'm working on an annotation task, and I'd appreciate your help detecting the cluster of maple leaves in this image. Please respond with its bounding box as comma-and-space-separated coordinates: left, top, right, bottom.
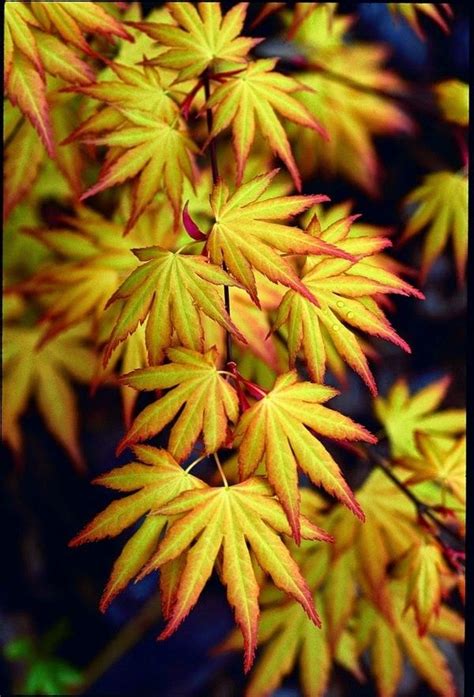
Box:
3, 3, 466, 697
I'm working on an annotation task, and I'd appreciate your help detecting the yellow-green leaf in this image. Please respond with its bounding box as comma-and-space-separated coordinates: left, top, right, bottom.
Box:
118, 347, 239, 460
69, 445, 206, 611
235, 370, 375, 541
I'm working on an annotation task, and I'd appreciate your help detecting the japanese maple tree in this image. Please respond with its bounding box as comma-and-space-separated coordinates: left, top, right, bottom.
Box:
3, 3, 466, 697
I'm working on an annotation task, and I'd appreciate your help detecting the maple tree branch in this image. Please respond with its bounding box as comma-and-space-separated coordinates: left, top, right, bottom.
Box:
203, 71, 219, 185
362, 445, 465, 558
4, 115, 25, 151
203, 70, 233, 364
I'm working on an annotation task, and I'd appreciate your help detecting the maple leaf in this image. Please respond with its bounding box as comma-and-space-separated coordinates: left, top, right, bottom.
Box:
233, 604, 361, 697
205, 58, 328, 188
4, 105, 44, 222
14, 204, 159, 345
137, 476, 332, 672
374, 376, 466, 460
63, 62, 180, 126
219, 537, 361, 697
28, 1, 134, 56
234, 370, 376, 541
285, 7, 413, 194
13, 200, 179, 426
5, 627, 82, 696
5, 48, 54, 158
4, 2, 115, 156
206, 170, 354, 306
225, 590, 331, 696
434, 80, 469, 126
387, 3, 453, 40
126, 2, 260, 81
69, 445, 206, 612
402, 171, 468, 284
398, 433, 466, 505
4, 86, 89, 221
104, 246, 246, 366
393, 541, 449, 636
118, 347, 239, 460
76, 113, 198, 229
2, 322, 95, 472
326, 467, 423, 622
273, 213, 422, 394
328, 463, 465, 625
355, 580, 463, 697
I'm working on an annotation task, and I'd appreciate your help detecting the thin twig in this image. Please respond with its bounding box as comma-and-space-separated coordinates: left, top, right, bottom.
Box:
203, 70, 233, 364
362, 445, 465, 553
4, 115, 26, 151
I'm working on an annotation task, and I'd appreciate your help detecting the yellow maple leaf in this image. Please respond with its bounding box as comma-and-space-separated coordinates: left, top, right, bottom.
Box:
137, 476, 331, 672
374, 376, 466, 460
402, 171, 468, 284
104, 246, 245, 366
127, 2, 260, 81
395, 433, 466, 506
205, 57, 328, 188
118, 347, 239, 460
206, 170, 351, 306
355, 579, 463, 697
393, 541, 449, 635
69, 445, 206, 611
273, 212, 422, 394
284, 6, 413, 194
2, 321, 95, 471
235, 370, 375, 541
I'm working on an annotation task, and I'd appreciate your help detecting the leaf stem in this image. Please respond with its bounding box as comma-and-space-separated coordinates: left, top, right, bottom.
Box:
214, 452, 229, 488
175, 240, 205, 255
203, 70, 233, 364
185, 453, 207, 474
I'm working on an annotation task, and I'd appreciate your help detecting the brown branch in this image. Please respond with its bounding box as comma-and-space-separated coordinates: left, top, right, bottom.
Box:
360, 444, 465, 571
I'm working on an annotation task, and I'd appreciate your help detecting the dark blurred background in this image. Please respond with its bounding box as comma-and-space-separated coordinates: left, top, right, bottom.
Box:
1, 3, 468, 696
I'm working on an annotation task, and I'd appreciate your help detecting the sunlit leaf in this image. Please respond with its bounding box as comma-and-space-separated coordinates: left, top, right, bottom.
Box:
235, 370, 375, 540
205, 58, 328, 188
119, 347, 239, 460
402, 171, 468, 284
374, 376, 466, 460
138, 476, 331, 671
69, 445, 206, 611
